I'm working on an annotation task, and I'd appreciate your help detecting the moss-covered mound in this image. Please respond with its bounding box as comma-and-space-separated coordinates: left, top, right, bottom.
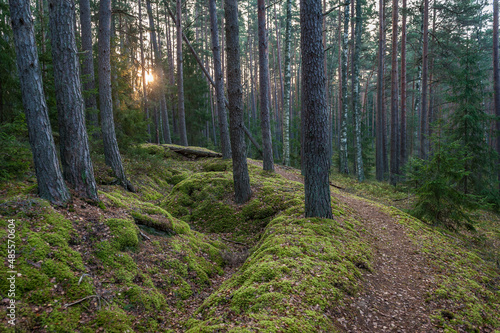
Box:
163, 160, 306, 243
186, 211, 371, 332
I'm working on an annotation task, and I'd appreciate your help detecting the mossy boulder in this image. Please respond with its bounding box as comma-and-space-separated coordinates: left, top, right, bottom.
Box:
105, 218, 139, 251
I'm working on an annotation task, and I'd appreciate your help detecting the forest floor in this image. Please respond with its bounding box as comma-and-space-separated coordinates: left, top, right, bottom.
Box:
0, 145, 498, 332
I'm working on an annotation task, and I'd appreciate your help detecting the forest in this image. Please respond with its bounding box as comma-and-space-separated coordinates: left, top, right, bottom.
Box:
0, 0, 499, 331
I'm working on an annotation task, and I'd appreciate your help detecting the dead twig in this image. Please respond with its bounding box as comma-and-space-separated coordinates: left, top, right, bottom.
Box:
139, 230, 151, 241
329, 182, 346, 190
221, 237, 247, 246
63, 295, 99, 308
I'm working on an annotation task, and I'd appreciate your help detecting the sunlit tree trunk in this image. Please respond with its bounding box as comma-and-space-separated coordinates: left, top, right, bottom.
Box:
49, 0, 98, 201
9, 0, 70, 205
257, 0, 275, 171
137, 0, 150, 140
301, 0, 332, 218
146, 0, 171, 144
209, 0, 231, 159
98, 0, 133, 191
225, 0, 251, 203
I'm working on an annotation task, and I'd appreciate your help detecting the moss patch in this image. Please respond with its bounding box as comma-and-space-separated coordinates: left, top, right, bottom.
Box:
187, 211, 371, 332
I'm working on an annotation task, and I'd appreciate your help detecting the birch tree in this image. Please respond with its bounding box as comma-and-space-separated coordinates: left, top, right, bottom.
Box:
339, 0, 350, 174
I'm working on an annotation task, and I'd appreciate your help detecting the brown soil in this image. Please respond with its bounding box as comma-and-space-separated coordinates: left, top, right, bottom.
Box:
248, 160, 441, 332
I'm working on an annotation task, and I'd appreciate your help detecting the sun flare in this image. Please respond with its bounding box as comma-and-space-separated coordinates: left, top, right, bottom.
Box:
145, 72, 154, 84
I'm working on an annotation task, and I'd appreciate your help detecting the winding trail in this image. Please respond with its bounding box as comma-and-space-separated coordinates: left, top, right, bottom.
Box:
248, 160, 439, 332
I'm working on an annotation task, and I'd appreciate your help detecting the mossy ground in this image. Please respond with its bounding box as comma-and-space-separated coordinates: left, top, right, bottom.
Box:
0, 144, 498, 332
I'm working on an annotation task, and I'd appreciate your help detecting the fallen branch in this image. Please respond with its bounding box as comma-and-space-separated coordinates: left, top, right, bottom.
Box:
64, 295, 99, 308
139, 230, 151, 241
242, 125, 263, 157
329, 182, 346, 190
162, 144, 222, 158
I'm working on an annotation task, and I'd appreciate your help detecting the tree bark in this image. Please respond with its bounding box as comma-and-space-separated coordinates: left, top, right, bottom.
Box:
137, 0, 150, 140
145, 0, 171, 144
301, 0, 333, 218
257, 0, 275, 171
79, 0, 99, 135
282, 0, 292, 166
420, 0, 429, 159
209, 0, 231, 159
353, 0, 364, 181
400, 0, 407, 168
495, 0, 500, 191
225, 0, 252, 204
9, 0, 70, 205
339, 0, 350, 174
98, 0, 133, 191
49, 0, 98, 201
390, 0, 399, 185
376, 0, 386, 181
176, 0, 188, 146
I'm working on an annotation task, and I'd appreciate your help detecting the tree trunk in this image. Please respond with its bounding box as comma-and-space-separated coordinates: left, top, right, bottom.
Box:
257, 0, 275, 171
225, 0, 252, 204
400, 0, 407, 168
49, 0, 98, 201
353, 0, 364, 181
376, 0, 386, 181
282, 0, 292, 166
209, 0, 231, 159
9, 0, 70, 205
301, 0, 332, 219
495, 0, 500, 191
137, 0, 150, 140
98, 0, 133, 191
79, 0, 99, 136
420, 0, 429, 159
145, 0, 171, 144
176, 0, 188, 146
339, 0, 350, 174
390, 0, 399, 185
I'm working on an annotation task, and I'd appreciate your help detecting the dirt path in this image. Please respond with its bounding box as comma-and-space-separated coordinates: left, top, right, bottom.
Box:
248, 161, 438, 332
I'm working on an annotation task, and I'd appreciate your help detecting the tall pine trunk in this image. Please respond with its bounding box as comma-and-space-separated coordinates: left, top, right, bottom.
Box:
390, 0, 399, 185
146, 0, 171, 144
353, 0, 364, 181
257, 0, 275, 171
176, 0, 188, 146
495, 0, 500, 191
282, 0, 292, 166
79, 0, 99, 135
137, 0, 150, 140
98, 0, 133, 191
420, 0, 429, 159
225, 0, 251, 204
301, 0, 332, 218
339, 0, 350, 174
49, 0, 98, 201
400, 0, 407, 168
376, 0, 386, 181
209, 0, 231, 159
9, 0, 70, 205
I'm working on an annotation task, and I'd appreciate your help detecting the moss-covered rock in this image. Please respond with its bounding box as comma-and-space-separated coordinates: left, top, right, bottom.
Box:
105, 218, 139, 251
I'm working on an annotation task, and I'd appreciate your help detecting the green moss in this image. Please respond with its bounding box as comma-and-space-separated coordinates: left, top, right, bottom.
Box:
105, 218, 139, 251
191, 215, 370, 331
92, 307, 134, 332
124, 285, 167, 311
